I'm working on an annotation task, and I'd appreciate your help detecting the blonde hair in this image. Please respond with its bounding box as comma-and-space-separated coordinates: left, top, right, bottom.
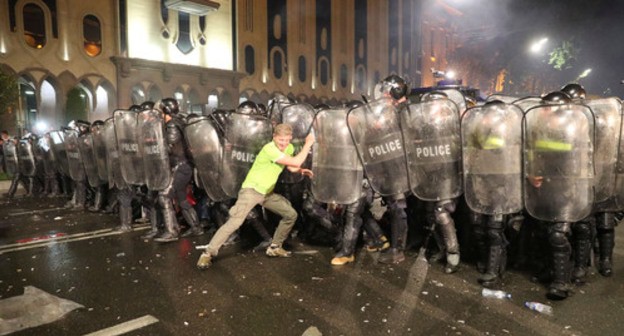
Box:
273, 123, 293, 136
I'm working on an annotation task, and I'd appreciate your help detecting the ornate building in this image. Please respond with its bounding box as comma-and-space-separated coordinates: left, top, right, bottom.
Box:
0, 0, 459, 135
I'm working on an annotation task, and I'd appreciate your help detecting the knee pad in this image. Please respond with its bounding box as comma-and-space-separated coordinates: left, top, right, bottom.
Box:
548, 223, 571, 250
434, 205, 453, 227
596, 212, 615, 230
573, 221, 592, 240
157, 193, 174, 210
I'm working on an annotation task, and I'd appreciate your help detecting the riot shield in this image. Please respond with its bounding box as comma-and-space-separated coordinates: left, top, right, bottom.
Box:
104, 117, 126, 189
524, 103, 594, 222
185, 116, 229, 201
221, 112, 273, 198
512, 96, 542, 113
278, 102, 316, 184
462, 103, 524, 215
401, 98, 462, 201
347, 97, 409, 196
91, 123, 109, 183
17, 139, 36, 177
64, 129, 85, 182
2, 141, 18, 178
78, 133, 102, 188
49, 130, 69, 176
114, 110, 144, 186
37, 136, 56, 176
311, 107, 363, 204
486, 94, 518, 104
138, 109, 171, 191
440, 89, 467, 114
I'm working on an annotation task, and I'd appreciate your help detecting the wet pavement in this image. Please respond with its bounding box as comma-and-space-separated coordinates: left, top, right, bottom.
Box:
1, 193, 624, 335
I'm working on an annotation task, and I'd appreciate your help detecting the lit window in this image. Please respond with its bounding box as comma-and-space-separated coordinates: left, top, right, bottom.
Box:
23, 4, 46, 49
83, 15, 102, 57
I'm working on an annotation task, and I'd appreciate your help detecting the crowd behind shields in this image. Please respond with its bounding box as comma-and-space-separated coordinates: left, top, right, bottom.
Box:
2, 79, 620, 302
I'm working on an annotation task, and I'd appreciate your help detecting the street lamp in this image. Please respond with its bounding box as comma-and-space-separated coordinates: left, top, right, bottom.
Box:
530, 37, 549, 54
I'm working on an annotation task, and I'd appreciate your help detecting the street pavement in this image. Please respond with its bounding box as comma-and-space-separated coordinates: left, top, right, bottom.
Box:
1, 192, 623, 335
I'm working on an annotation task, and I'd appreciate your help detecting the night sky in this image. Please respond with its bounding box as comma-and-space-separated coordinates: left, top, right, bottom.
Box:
438, 0, 624, 98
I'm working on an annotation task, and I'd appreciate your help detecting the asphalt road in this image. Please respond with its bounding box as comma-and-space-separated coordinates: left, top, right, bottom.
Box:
1, 193, 623, 335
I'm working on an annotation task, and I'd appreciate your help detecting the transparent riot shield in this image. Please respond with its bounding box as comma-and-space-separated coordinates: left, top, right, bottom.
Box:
462, 103, 524, 215
278, 103, 316, 184
440, 89, 467, 114
38, 135, 56, 176
49, 130, 69, 176
512, 96, 542, 113
221, 112, 273, 198
311, 107, 363, 204
91, 123, 108, 183
185, 116, 229, 201
104, 117, 126, 189
17, 139, 36, 177
401, 98, 462, 201
486, 94, 518, 104
524, 103, 595, 222
64, 129, 85, 182
347, 97, 409, 196
2, 141, 18, 178
585, 98, 622, 208
138, 109, 171, 191
78, 133, 102, 188
114, 110, 144, 186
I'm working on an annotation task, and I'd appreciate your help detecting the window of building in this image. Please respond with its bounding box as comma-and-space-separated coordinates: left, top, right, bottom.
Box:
23, 4, 46, 49
272, 50, 283, 79
176, 12, 193, 54
319, 59, 329, 86
298, 56, 307, 82
340, 64, 348, 88
244, 45, 255, 75
83, 15, 102, 57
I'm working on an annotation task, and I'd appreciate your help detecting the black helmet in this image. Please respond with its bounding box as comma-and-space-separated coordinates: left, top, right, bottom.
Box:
346, 100, 364, 109
421, 90, 448, 102
91, 120, 105, 130
74, 120, 91, 135
128, 105, 142, 112
484, 99, 505, 107
237, 101, 260, 115
257, 103, 268, 116
560, 83, 586, 100
159, 98, 179, 115
541, 91, 571, 105
379, 75, 409, 100
140, 101, 155, 111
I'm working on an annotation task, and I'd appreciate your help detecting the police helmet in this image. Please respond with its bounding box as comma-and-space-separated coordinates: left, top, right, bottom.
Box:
560, 83, 586, 100
128, 105, 142, 112
379, 75, 409, 100
140, 101, 156, 111
541, 91, 571, 105
159, 98, 179, 115
346, 100, 364, 109
237, 101, 260, 115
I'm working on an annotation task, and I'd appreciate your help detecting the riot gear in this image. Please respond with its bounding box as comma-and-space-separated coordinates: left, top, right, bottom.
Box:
237, 101, 260, 115
159, 98, 179, 115
541, 91, 571, 105
561, 83, 586, 100
141, 101, 156, 111
129, 105, 142, 112
378, 75, 409, 101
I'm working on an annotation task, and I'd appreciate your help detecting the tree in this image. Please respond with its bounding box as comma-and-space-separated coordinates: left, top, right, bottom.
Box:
0, 70, 18, 116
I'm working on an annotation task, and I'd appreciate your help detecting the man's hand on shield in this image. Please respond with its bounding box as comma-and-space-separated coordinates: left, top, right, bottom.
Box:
528, 175, 543, 188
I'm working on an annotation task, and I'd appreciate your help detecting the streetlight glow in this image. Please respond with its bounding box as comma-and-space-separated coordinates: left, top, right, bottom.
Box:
579, 68, 592, 79
530, 37, 549, 53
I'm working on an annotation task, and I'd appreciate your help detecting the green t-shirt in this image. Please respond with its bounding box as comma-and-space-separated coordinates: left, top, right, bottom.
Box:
241, 141, 294, 195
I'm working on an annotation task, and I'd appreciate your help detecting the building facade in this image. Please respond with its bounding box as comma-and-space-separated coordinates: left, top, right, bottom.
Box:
0, 0, 459, 135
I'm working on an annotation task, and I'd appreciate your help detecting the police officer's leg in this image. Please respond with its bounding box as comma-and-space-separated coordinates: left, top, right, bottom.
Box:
332, 197, 365, 265
547, 222, 572, 300
378, 196, 408, 264
435, 200, 460, 273
154, 188, 180, 242
469, 210, 487, 273
479, 214, 507, 287
596, 212, 616, 277
247, 206, 273, 251
302, 191, 336, 240
362, 210, 389, 252
572, 217, 593, 283
141, 190, 162, 240
173, 163, 203, 238
114, 187, 134, 232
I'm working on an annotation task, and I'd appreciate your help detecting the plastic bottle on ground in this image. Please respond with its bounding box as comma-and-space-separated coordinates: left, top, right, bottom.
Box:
481, 288, 511, 299
525, 301, 553, 315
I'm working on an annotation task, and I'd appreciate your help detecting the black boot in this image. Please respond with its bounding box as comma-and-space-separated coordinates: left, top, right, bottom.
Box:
114, 205, 133, 232
154, 206, 179, 242
180, 208, 204, 238
246, 217, 271, 251
88, 189, 104, 212
572, 236, 591, 284
332, 215, 362, 265
141, 206, 161, 239
598, 229, 615, 277
547, 251, 572, 300
478, 246, 506, 288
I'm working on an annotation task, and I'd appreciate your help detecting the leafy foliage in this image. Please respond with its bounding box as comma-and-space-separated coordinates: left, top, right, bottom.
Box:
0, 71, 18, 115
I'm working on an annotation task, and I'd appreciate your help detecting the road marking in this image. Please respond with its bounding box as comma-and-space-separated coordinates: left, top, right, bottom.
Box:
8, 207, 68, 216
0, 226, 149, 254
83, 315, 159, 336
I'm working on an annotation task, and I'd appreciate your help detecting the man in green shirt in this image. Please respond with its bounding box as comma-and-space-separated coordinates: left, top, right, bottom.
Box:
197, 124, 314, 269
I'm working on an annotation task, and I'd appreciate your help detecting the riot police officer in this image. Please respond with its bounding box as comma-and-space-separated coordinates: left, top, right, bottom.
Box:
154, 98, 203, 242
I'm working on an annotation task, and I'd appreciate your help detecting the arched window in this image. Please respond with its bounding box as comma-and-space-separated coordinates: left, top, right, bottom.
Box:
272, 49, 283, 79
23, 4, 46, 49
83, 15, 102, 57
298, 56, 307, 82
340, 64, 348, 88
